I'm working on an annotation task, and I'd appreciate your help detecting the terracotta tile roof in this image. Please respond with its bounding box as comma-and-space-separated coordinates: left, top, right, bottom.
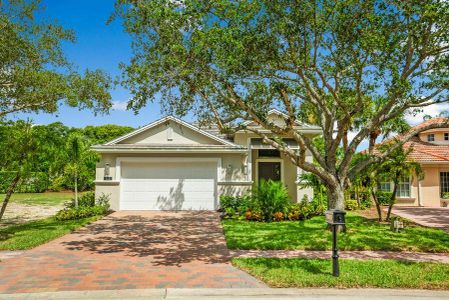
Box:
378, 118, 449, 162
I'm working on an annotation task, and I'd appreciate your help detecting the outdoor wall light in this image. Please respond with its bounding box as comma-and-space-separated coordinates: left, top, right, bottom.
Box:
242, 164, 248, 175
104, 162, 112, 181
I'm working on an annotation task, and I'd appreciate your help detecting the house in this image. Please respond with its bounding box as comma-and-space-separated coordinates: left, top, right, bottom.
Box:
92, 110, 321, 211
378, 117, 449, 207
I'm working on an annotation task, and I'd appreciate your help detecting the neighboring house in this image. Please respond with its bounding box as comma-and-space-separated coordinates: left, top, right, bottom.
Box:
92, 110, 321, 211
378, 118, 449, 207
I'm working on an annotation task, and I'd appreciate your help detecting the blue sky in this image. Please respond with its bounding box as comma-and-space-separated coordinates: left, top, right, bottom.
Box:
12, 0, 164, 128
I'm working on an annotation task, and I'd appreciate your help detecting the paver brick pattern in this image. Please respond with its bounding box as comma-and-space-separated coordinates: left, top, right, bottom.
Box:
392, 207, 449, 233
0, 211, 264, 293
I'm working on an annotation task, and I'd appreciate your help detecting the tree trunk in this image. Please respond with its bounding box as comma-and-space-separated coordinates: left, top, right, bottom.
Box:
74, 169, 78, 208
0, 173, 21, 221
355, 185, 361, 209
327, 184, 345, 210
386, 180, 398, 222
370, 188, 382, 222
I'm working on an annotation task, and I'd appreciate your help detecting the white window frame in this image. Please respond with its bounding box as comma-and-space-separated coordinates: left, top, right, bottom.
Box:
427, 134, 435, 142
445, 133, 449, 141
379, 176, 411, 198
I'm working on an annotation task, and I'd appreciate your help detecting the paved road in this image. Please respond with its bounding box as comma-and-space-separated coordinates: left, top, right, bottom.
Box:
1, 288, 449, 300
393, 207, 449, 233
0, 211, 263, 293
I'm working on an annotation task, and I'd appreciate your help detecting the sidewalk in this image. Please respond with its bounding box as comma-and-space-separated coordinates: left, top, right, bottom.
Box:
1, 288, 449, 300
231, 250, 449, 263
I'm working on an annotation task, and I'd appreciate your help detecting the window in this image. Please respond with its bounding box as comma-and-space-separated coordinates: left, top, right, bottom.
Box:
440, 172, 449, 197
427, 134, 435, 142
378, 176, 410, 198
378, 181, 391, 192
445, 133, 449, 141
396, 176, 411, 198
258, 149, 280, 157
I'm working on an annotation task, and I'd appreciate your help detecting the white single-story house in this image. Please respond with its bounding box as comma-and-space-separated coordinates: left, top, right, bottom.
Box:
93, 110, 321, 211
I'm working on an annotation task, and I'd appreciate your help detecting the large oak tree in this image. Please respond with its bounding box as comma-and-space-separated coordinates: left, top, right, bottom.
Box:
114, 0, 449, 210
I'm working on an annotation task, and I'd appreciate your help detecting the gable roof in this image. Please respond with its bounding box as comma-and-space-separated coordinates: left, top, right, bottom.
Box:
241, 109, 321, 130
104, 115, 239, 147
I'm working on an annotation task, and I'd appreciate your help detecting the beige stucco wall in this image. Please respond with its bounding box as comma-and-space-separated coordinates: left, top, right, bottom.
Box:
419, 129, 449, 145
120, 120, 222, 145
95, 183, 120, 211
419, 165, 447, 207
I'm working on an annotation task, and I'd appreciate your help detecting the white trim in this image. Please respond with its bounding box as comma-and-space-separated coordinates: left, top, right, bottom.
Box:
217, 181, 253, 185
116, 156, 221, 210
104, 116, 237, 147
93, 147, 247, 154
255, 158, 284, 183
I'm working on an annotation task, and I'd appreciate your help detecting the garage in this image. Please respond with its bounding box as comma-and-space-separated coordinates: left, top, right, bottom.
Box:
119, 159, 218, 210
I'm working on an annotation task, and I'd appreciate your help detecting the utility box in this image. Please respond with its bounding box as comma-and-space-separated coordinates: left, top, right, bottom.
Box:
325, 210, 346, 225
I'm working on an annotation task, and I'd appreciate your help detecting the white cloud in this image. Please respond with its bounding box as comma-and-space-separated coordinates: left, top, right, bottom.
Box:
404, 103, 449, 126
111, 101, 129, 111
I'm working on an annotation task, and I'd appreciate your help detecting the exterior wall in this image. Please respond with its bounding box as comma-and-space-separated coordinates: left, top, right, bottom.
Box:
120, 120, 221, 145
419, 129, 449, 145
420, 165, 447, 207
95, 183, 120, 211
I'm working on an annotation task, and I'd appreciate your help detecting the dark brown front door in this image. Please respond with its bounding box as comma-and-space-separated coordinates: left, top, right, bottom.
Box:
258, 161, 281, 182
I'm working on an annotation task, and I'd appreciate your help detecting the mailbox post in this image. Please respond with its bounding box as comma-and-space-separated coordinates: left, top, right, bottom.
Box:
325, 209, 346, 277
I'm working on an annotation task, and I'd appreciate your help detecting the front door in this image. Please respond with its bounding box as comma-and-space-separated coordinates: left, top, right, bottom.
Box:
258, 161, 281, 182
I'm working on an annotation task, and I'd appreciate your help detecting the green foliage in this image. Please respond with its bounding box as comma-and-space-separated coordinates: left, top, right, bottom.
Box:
345, 200, 358, 211
56, 193, 110, 221
0, 171, 49, 193
0, 0, 112, 119
55, 205, 109, 221
65, 191, 95, 209
220, 194, 253, 218
254, 180, 291, 222
442, 192, 449, 199
376, 191, 393, 206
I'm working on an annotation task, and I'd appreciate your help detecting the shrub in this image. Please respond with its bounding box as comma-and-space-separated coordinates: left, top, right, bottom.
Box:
375, 191, 392, 205
287, 204, 302, 220
220, 194, 254, 218
254, 180, 291, 222
272, 212, 284, 222
345, 199, 358, 211
56, 193, 110, 221
65, 191, 95, 208
442, 192, 449, 199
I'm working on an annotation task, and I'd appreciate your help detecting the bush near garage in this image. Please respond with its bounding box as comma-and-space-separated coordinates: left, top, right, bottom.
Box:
56, 193, 111, 221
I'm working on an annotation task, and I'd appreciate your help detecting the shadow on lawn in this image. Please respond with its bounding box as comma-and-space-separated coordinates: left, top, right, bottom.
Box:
61, 211, 232, 267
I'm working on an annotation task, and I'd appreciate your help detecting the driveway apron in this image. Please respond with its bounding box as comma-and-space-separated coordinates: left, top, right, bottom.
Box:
0, 211, 264, 293
392, 207, 449, 233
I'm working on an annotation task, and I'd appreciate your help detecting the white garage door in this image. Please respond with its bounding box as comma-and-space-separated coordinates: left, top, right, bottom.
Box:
120, 160, 217, 210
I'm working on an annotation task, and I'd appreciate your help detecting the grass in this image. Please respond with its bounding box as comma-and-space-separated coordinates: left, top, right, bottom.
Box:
222, 213, 449, 252
233, 258, 449, 289
0, 215, 101, 250
1, 192, 74, 206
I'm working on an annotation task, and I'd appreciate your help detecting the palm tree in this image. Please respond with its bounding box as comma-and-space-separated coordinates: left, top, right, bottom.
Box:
380, 147, 424, 221
66, 134, 84, 207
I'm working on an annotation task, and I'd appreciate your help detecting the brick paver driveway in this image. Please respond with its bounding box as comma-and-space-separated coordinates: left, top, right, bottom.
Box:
0, 211, 263, 293
392, 207, 449, 233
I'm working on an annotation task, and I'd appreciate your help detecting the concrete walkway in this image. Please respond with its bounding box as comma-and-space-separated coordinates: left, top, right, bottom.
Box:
393, 207, 449, 233
1, 288, 449, 300
231, 250, 449, 263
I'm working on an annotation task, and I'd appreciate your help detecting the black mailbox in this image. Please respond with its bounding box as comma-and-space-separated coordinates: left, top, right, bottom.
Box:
325, 210, 346, 225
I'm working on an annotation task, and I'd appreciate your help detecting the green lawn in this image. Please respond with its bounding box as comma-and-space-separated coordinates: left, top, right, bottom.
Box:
222, 214, 449, 252
0, 215, 101, 250
233, 258, 449, 289
1, 192, 73, 206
